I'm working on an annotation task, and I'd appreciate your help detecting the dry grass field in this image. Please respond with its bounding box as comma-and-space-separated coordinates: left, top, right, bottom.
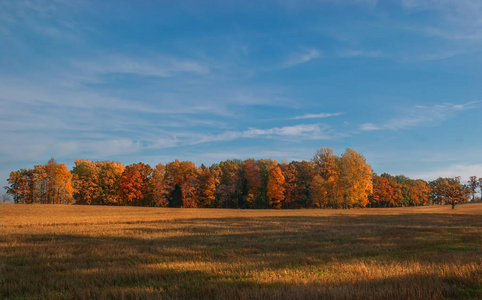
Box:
1, 203, 481, 299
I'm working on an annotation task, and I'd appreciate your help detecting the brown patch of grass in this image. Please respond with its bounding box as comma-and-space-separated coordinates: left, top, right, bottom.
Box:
1, 203, 481, 299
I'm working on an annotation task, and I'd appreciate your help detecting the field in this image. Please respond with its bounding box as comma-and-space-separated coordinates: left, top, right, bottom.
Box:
1, 203, 481, 299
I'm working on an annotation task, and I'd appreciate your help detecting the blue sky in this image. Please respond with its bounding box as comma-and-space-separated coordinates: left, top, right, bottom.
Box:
1, 0, 481, 187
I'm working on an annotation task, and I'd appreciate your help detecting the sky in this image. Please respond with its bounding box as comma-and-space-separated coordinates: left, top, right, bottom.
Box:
1, 0, 481, 190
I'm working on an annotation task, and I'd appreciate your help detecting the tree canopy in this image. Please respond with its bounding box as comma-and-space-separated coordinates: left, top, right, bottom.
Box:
5, 149, 478, 210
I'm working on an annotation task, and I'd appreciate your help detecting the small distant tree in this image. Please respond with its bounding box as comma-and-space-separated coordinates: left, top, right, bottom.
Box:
467, 176, 479, 202
430, 177, 470, 209
1, 193, 11, 203
479, 178, 482, 201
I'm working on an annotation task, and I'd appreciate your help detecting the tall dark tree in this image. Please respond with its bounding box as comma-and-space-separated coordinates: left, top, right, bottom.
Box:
467, 176, 479, 202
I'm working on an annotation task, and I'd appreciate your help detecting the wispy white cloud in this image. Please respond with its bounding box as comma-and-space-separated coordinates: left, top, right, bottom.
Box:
244, 124, 327, 137
0, 0, 87, 42
198, 149, 308, 163
0, 76, 234, 116
360, 101, 480, 131
73, 55, 209, 79
0, 129, 143, 163
58, 139, 142, 158
284, 49, 321, 68
359, 123, 383, 131
190, 123, 333, 145
400, 0, 482, 40
337, 49, 383, 58
405, 163, 482, 182
275, 0, 379, 9
290, 112, 343, 120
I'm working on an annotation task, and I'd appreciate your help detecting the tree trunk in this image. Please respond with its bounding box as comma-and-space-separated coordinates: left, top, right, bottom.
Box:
452, 201, 455, 209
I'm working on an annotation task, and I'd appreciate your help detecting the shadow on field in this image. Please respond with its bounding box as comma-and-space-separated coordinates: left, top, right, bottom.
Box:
1, 213, 481, 299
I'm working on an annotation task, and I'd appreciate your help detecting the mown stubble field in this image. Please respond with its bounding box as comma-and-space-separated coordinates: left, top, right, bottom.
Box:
1, 203, 481, 299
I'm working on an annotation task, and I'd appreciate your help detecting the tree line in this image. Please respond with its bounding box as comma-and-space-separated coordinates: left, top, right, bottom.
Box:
4, 148, 479, 209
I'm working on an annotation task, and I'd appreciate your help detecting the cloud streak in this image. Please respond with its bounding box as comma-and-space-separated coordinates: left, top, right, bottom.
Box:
404, 163, 482, 182
360, 101, 480, 131
284, 49, 321, 68
189, 123, 333, 145
290, 112, 343, 120
73, 55, 210, 79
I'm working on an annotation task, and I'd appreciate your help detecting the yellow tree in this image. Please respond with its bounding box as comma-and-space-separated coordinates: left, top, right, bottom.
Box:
339, 149, 373, 208
51, 161, 74, 204
267, 166, 285, 209
97, 161, 125, 205
71, 159, 100, 205
32, 158, 74, 204
312, 147, 342, 208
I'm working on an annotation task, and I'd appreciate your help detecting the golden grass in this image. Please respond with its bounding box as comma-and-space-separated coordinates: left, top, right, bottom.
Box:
1, 203, 481, 299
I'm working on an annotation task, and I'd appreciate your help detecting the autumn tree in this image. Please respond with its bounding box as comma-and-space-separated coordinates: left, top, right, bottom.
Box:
216, 160, 242, 208
310, 174, 327, 208
151, 163, 169, 207
119, 162, 152, 206
267, 166, 285, 209
430, 177, 470, 209
242, 159, 262, 207
312, 148, 342, 208
255, 159, 280, 208
97, 161, 125, 205
429, 178, 445, 205
31, 165, 48, 203
280, 162, 298, 208
71, 159, 101, 205
339, 149, 373, 208
199, 166, 219, 207
181, 175, 201, 208
33, 159, 74, 204
405, 179, 430, 206
6, 159, 74, 204
5, 169, 33, 204
164, 160, 200, 207
370, 174, 402, 207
